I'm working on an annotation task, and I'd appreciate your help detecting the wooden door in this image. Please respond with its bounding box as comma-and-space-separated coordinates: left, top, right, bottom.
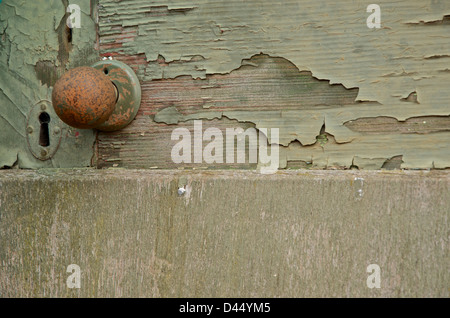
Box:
1, 0, 449, 170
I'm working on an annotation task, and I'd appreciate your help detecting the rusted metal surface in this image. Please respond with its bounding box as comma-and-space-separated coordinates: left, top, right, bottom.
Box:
91, 60, 142, 131
52, 66, 117, 129
26, 100, 63, 161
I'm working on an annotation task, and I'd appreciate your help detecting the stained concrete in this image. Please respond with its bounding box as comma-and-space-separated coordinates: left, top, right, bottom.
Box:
0, 169, 448, 297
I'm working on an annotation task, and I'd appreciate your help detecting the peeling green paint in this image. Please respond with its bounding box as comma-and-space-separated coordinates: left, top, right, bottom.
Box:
2, 0, 450, 170
99, 0, 450, 170
148, 55, 450, 170
99, 0, 450, 113
0, 0, 99, 168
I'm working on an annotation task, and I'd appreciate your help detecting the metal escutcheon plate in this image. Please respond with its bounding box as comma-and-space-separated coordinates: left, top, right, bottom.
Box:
26, 100, 63, 161
91, 60, 141, 131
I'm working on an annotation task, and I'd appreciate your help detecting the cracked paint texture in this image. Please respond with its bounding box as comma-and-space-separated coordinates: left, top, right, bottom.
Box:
98, 0, 450, 170
0, 0, 98, 168
2, 0, 449, 170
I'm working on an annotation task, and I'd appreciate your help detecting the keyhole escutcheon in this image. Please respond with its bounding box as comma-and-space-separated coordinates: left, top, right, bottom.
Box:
39, 112, 51, 147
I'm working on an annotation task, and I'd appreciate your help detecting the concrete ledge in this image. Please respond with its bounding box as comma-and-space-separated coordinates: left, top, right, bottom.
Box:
0, 169, 448, 297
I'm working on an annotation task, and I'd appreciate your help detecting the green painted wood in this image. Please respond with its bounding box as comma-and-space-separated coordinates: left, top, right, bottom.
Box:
0, 0, 98, 169
96, 0, 450, 170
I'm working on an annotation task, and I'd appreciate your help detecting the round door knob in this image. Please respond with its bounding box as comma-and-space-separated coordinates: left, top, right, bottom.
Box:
52, 66, 117, 129
52, 60, 141, 131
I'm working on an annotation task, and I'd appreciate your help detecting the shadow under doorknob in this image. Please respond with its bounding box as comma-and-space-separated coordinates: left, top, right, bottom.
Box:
52, 60, 141, 131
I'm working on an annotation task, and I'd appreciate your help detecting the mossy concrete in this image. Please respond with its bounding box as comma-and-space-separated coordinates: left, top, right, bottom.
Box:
0, 169, 448, 297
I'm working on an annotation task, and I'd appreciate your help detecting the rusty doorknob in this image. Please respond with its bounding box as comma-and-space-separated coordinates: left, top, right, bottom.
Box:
52, 60, 141, 131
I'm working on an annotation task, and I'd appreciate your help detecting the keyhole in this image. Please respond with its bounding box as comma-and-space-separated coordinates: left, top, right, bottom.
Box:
39, 112, 51, 147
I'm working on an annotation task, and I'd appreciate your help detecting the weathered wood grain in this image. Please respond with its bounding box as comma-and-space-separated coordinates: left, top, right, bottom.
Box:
97, 0, 450, 170
97, 54, 360, 169
1, 169, 448, 297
